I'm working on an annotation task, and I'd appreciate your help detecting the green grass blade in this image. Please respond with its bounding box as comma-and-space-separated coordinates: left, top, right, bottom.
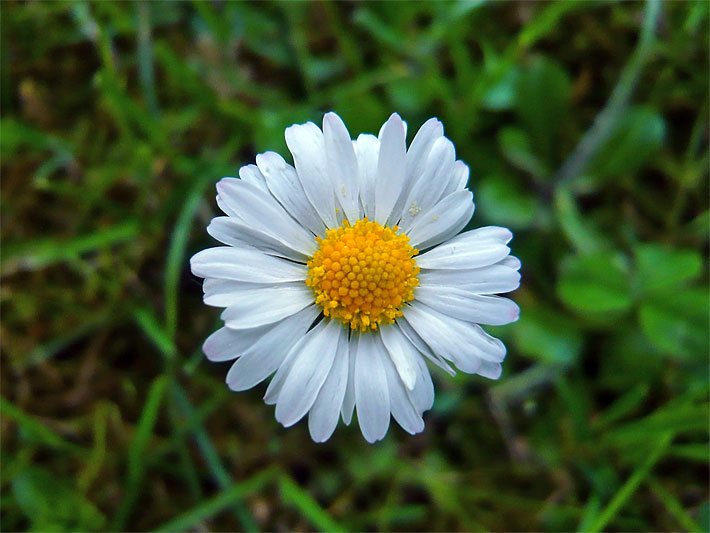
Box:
592, 383, 650, 429
166, 400, 203, 502
156, 468, 275, 532
25, 311, 110, 367
576, 494, 601, 533
171, 383, 232, 488
133, 306, 177, 361
279, 475, 346, 533
113, 375, 169, 530
553, 0, 661, 185
164, 175, 211, 341
136, 1, 158, 117
1, 221, 139, 275
647, 476, 702, 532
586, 432, 673, 532
154, 385, 228, 457
171, 382, 258, 531
667, 443, 710, 463
0, 397, 86, 454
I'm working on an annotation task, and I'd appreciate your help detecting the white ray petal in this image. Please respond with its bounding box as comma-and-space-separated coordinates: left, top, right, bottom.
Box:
419, 261, 521, 295
191, 246, 307, 283
379, 324, 418, 390
396, 317, 456, 375
308, 332, 350, 442
340, 335, 358, 425
399, 137, 456, 230
389, 117, 444, 223
238, 164, 269, 192
225, 305, 320, 389
202, 325, 268, 362
407, 190, 475, 250
404, 301, 507, 372
355, 333, 391, 443
215, 178, 316, 255
445, 160, 470, 196
381, 346, 425, 435
415, 227, 513, 270
415, 286, 520, 325
323, 112, 360, 224
256, 151, 325, 236
285, 122, 338, 228
374, 113, 407, 224
275, 320, 342, 427
206, 217, 309, 262
220, 285, 314, 329
353, 134, 380, 220
408, 348, 435, 413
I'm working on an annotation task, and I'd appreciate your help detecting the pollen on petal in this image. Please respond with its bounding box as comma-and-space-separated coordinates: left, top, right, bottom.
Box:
306, 218, 420, 332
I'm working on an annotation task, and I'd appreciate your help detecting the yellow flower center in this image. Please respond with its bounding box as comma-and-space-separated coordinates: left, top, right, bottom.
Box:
306, 218, 420, 332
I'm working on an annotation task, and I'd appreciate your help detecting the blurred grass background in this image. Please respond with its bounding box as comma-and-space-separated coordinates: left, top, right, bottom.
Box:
1, 0, 708, 531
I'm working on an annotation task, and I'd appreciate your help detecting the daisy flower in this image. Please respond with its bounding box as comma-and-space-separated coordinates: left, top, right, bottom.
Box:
190, 113, 520, 443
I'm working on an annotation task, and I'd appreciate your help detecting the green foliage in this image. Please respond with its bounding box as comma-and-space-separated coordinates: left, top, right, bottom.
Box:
478, 175, 539, 229
558, 251, 633, 314
512, 300, 583, 365
634, 243, 703, 293
590, 106, 666, 178
1, 1, 707, 531
12, 468, 107, 531
515, 56, 572, 165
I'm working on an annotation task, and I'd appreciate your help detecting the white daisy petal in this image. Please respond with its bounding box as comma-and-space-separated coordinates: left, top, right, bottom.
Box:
225, 305, 319, 390
355, 333, 391, 443
220, 284, 313, 329
382, 349, 425, 435
340, 337, 357, 425
264, 320, 343, 409
447, 226, 513, 245
216, 178, 316, 255
323, 112, 360, 224
405, 118, 444, 188
207, 217, 309, 262
263, 322, 316, 405
379, 324, 418, 390
238, 164, 269, 192
308, 332, 350, 442
216, 193, 238, 218
285, 122, 338, 228
379, 118, 407, 139
353, 134, 380, 220
446, 160, 470, 195
203, 279, 264, 307
416, 227, 513, 269
415, 286, 520, 325
388, 117, 444, 222
396, 316, 456, 376
419, 261, 521, 295
275, 320, 343, 427
408, 350, 435, 413
202, 325, 266, 362
404, 301, 507, 372
407, 190, 475, 250
500, 255, 522, 270
374, 113, 407, 225
191, 246, 307, 283
476, 361, 503, 380
256, 151, 325, 236
399, 137, 456, 230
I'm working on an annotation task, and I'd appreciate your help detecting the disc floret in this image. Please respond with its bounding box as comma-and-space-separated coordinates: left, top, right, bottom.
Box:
306, 218, 420, 332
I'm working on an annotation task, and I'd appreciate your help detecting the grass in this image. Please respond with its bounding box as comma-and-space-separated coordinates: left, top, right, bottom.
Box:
1, 1, 708, 531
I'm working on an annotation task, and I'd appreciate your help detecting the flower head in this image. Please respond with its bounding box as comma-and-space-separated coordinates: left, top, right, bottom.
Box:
190, 112, 520, 443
